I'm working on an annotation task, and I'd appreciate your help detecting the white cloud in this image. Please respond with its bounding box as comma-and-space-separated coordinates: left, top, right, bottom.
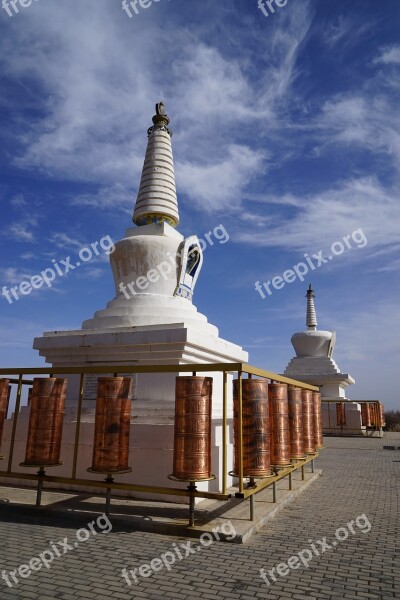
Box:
0, 267, 34, 285
10, 194, 27, 208
5, 220, 37, 243
235, 177, 400, 254
374, 45, 400, 65
317, 94, 400, 164
323, 16, 373, 49
77, 267, 105, 281
20, 252, 36, 260
176, 145, 266, 212
0, 0, 312, 213
72, 184, 132, 212
50, 233, 84, 250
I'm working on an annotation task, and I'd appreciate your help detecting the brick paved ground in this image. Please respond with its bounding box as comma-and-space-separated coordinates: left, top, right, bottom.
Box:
0, 434, 399, 600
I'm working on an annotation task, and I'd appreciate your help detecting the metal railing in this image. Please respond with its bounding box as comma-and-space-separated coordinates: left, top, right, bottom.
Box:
0, 363, 319, 525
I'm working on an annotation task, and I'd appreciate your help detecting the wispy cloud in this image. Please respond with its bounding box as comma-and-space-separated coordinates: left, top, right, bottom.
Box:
323, 16, 373, 49
235, 177, 399, 254
0, 0, 312, 213
374, 45, 400, 65
50, 232, 84, 250
10, 194, 28, 208
5, 218, 37, 243
0, 267, 34, 284
176, 145, 266, 212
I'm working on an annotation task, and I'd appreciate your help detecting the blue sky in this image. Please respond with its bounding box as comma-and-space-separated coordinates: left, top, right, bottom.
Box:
0, 0, 399, 408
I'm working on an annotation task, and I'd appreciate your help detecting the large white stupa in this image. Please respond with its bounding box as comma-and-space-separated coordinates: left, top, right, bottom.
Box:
30, 102, 247, 495
81, 102, 218, 336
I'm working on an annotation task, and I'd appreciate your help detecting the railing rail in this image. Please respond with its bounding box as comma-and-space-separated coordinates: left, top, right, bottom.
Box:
0, 362, 319, 525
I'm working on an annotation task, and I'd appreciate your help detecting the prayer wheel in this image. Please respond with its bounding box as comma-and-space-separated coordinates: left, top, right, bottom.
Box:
361, 403, 371, 427
269, 383, 291, 467
23, 378, 66, 466
369, 403, 379, 428
172, 376, 213, 481
313, 391, 324, 450
301, 389, 315, 454
287, 386, 305, 460
0, 379, 10, 458
379, 402, 385, 428
233, 378, 272, 477
336, 402, 346, 427
90, 377, 132, 473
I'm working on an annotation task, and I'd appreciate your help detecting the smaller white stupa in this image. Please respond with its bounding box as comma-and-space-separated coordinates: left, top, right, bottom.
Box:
284, 286, 365, 435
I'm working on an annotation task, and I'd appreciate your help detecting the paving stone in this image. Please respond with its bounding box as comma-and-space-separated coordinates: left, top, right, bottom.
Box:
1, 433, 399, 599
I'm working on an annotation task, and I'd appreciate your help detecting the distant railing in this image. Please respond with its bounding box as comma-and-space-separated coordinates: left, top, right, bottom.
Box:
321, 399, 385, 431
0, 363, 320, 526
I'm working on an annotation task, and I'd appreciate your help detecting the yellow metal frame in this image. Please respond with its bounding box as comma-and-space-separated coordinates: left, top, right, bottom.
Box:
0, 363, 319, 521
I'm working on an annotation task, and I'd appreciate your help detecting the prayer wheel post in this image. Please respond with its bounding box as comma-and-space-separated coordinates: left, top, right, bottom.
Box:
88, 377, 133, 516
170, 376, 215, 527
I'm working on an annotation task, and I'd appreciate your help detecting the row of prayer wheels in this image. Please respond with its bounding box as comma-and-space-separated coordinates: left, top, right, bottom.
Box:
0, 377, 132, 473
360, 402, 385, 428
336, 401, 385, 428
172, 377, 323, 481
232, 380, 323, 478
1, 375, 322, 482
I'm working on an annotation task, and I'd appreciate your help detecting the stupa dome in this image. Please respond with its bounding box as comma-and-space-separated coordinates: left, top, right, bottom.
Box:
291, 329, 334, 358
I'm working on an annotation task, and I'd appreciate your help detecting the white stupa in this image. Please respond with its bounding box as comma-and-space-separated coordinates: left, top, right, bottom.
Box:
81, 102, 218, 335
29, 102, 247, 496
284, 286, 365, 435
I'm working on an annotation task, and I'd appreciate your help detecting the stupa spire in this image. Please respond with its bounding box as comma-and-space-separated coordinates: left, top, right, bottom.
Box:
306, 284, 318, 330
133, 102, 179, 228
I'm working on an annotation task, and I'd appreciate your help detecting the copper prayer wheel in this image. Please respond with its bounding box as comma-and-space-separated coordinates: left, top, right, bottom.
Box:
379, 402, 385, 428
0, 379, 10, 458
269, 383, 291, 467
369, 403, 380, 428
361, 403, 371, 427
233, 378, 272, 477
301, 389, 315, 454
23, 378, 66, 466
336, 402, 346, 427
90, 377, 132, 473
172, 376, 213, 481
287, 386, 305, 460
313, 391, 324, 450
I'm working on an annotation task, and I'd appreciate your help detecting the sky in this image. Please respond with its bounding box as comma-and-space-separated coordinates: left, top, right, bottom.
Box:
0, 0, 399, 409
